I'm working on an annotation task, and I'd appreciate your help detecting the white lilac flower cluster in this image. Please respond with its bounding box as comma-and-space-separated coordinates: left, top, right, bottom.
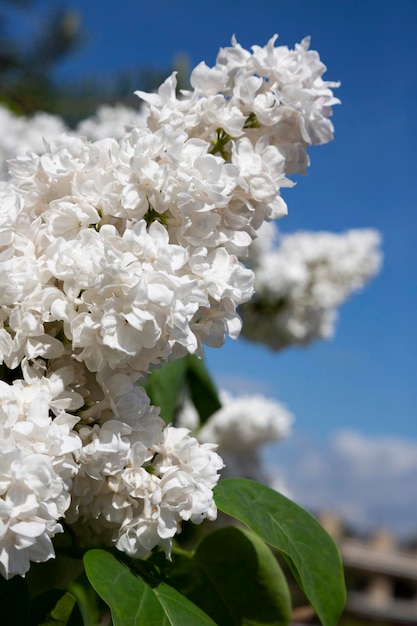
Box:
240, 222, 382, 350
66, 378, 222, 559
0, 374, 81, 579
139, 35, 340, 225
0, 104, 148, 181
76, 104, 147, 141
178, 389, 293, 482
0, 34, 339, 578
0, 107, 68, 181
0, 365, 223, 579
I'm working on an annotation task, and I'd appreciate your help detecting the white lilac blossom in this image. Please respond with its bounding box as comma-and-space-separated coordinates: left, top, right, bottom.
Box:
0, 35, 339, 378
0, 365, 223, 575
1, 131, 253, 375
66, 379, 223, 558
0, 103, 146, 181
0, 375, 81, 579
0, 34, 340, 577
0, 105, 68, 181
240, 222, 382, 350
76, 104, 147, 141
178, 390, 293, 482
133, 34, 340, 265
139, 34, 339, 176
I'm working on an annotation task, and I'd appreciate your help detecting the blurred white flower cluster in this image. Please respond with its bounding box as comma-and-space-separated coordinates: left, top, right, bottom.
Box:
0, 108, 68, 181
0, 34, 340, 577
240, 222, 382, 350
0, 105, 147, 182
178, 390, 293, 483
76, 104, 148, 141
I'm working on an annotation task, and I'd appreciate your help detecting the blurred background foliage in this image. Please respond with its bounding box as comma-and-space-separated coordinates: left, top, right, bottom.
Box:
0, 0, 189, 124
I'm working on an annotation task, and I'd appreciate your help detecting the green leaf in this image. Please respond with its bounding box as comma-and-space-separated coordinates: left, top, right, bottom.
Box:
184, 355, 222, 424
142, 358, 188, 424
194, 527, 291, 625
41, 592, 75, 626
84, 549, 217, 626
67, 571, 101, 626
29, 589, 84, 626
214, 479, 346, 626
0, 575, 30, 626
155, 527, 291, 625
142, 355, 221, 426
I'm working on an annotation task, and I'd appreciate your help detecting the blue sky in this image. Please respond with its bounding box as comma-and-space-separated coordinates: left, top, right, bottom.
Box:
16, 0, 417, 533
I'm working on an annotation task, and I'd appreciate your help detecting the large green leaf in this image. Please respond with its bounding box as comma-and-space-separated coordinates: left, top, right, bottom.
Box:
214, 479, 346, 626
194, 527, 291, 625
153, 526, 291, 625
84, 549, 217, 626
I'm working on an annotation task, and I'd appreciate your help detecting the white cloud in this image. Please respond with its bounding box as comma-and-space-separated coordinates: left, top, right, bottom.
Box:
212, 372, 275, 396
266, 430, 417, 540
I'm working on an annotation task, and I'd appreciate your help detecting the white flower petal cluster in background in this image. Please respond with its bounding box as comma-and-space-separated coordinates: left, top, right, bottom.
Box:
240, 222, 382, 350
76, 104, 147, 141
0, 34, 340, 577
0, 104, 149, 182
178, 390, 293, 483
0, 107, 68, 181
